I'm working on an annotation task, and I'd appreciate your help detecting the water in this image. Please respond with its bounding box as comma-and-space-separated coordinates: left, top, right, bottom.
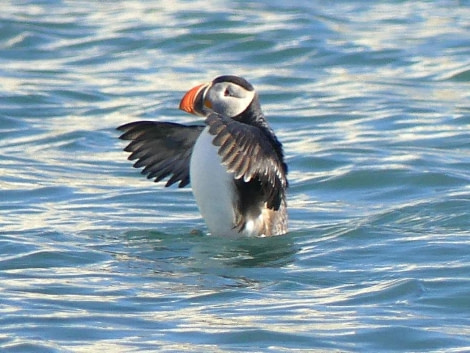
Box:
1, 0, 470, 351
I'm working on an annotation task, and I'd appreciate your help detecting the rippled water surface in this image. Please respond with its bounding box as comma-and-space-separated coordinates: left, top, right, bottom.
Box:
1, 1, 470, 352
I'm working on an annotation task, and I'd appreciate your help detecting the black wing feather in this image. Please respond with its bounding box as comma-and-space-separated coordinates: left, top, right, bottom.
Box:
205, 113, 287, 210
117, 121, 204, 188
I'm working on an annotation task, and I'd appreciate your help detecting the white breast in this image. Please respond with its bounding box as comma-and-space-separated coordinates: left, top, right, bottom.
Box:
190, 127, 241, 237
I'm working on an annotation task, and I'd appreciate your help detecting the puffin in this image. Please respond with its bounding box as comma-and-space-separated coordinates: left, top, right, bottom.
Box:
117, 75, 288, 237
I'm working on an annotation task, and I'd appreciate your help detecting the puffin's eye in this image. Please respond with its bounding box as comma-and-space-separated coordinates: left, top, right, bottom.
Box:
224, 88, 231, 97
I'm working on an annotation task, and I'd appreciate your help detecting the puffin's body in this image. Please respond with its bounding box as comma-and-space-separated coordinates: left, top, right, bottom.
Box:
118, 75, 288, 237
190, 125, 239, 236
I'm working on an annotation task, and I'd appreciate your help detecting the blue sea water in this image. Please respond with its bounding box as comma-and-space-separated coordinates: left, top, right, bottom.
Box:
1, 0, 470, 352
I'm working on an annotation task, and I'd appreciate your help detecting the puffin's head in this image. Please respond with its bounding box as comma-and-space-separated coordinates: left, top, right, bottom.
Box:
179, 75, 256, 118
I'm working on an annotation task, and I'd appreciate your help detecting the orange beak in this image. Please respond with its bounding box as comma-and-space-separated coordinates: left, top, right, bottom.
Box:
179, 83, 209, 116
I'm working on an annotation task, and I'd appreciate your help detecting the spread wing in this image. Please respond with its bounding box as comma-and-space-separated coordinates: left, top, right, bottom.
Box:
205, 113, 288, 210
117, 121, 204, 188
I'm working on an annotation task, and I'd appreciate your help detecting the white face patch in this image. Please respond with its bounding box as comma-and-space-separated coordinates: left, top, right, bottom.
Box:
205, 82, 255, 118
